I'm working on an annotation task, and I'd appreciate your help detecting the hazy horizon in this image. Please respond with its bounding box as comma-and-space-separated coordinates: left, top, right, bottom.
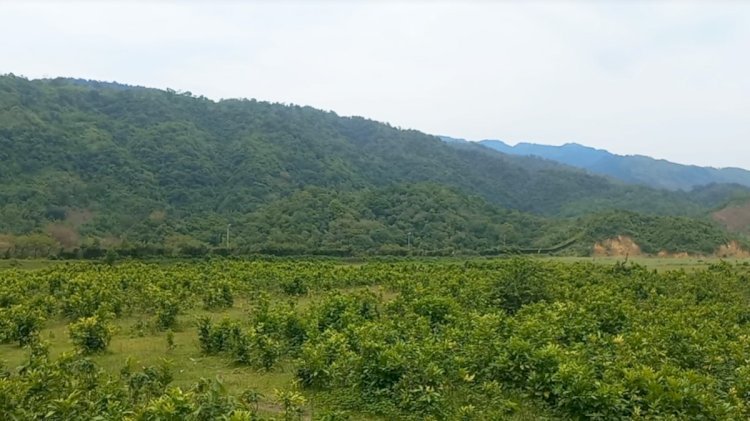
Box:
2, 1, 749, 169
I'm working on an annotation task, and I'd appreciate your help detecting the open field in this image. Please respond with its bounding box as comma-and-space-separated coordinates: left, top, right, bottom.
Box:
3, 258, 750, 419
0, 259, 58, 270
2, 254, 748, 272
545, 255, 750, 271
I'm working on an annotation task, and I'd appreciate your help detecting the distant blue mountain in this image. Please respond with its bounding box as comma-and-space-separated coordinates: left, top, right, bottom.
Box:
439, 137, 750, 191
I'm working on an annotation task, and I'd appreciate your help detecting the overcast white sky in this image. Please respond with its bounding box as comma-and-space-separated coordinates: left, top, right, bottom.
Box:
1, 1, 749, 168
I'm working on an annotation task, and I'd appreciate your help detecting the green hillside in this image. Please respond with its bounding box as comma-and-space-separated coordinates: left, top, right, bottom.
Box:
0, 75, 744, 256
575, 210, 734, 255
233, 184, 570, 255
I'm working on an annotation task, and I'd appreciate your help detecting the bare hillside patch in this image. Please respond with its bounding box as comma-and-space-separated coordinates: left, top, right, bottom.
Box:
593, 236, 642, 257
713, 202, 750, 234
65, 208, 95, 228
45, 224, 80, 250
716, 241, 750, 258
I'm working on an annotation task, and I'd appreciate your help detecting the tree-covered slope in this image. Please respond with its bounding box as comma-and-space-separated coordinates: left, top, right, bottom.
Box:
574, 210, 734, 255
233, 184, 571, 255
0, 75, 743, 254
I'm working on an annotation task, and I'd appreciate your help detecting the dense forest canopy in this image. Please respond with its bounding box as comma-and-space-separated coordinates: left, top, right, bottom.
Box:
0, 75, 746, 256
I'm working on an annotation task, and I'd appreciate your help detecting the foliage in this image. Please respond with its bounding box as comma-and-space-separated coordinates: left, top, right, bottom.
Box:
4, 259, 750, 418
0, 305, 44, 346
578, 209, 734, 254
0, 346, 268, 420
0, 75, 743, 257
202, 281, 234, 310
69, 315, 114, 354
155, 296, 180, 330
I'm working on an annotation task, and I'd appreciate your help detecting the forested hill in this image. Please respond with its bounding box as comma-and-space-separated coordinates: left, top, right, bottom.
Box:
0, 75, 744, 255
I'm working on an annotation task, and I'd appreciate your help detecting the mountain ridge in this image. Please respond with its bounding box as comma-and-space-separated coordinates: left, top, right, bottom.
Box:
464, 138, 750, 191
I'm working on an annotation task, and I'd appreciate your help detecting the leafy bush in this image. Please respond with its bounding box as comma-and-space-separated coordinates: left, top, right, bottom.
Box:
155, 298, 179, 330
203, 282, 234, 310
0, 306, 44, 346
6, 259, 750, 419
491, 259, 550, 314
197, 317, 242, 355
281, 277, 309, 296
69, 316, 114, 354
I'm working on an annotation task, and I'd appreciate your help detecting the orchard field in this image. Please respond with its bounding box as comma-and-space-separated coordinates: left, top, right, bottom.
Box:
2, 258, 750, 420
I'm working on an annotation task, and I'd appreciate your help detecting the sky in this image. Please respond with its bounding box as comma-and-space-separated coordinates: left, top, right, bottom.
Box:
1, 1, 749, 169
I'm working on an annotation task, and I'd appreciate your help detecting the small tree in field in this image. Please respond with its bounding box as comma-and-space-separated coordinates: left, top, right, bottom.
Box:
69, 315, 114, 354
6, 306, 44, 346
104, 249, 118, 265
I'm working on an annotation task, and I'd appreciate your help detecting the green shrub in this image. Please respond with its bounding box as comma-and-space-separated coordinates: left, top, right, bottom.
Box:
69, 316, 114, 354
492, 259, 550, 314
155, 298, 179, 330
203, 282, 234, 310
197, 317, 242, 355
281, 277, 309, 296
1, 306, 44, 346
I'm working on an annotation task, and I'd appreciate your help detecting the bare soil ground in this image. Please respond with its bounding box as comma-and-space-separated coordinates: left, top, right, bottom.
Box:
713, 202, 750, 234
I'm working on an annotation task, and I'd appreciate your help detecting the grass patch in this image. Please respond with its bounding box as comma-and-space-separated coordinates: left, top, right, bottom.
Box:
0, 299, 299, 413
540, 255, 750, 271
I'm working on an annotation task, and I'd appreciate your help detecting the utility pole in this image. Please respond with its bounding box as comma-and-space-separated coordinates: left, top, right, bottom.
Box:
226, 224, 231, 249
407, 232, 412, 251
